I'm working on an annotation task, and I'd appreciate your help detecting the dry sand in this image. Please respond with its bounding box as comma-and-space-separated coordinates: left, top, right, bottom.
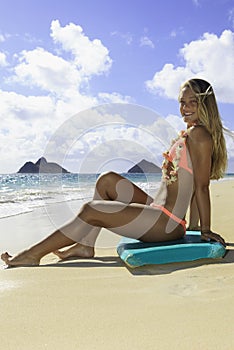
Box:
0, 180, 234, 350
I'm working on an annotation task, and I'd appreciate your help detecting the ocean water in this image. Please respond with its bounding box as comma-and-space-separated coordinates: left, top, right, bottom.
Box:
0, 173, 162, 219
1, 172, 234, 220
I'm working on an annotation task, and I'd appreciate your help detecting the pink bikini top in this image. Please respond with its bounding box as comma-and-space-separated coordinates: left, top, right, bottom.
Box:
162, 130, 193, 185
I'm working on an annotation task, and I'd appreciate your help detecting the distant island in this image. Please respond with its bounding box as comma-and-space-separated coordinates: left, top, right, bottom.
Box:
127, 159, 161, 173
17, 157, 70, 174
17, 158, 160, 174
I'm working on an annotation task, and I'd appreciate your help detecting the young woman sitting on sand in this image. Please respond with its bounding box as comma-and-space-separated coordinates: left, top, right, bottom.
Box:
1, 78, 227, 267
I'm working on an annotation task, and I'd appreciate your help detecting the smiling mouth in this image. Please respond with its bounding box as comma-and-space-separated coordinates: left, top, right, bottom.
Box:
183, 113, 194, 117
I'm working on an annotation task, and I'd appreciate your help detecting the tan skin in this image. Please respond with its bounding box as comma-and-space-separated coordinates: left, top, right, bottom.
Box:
180, 87, 225, 245
1, 87, 226, 267
187, 191, 200, 231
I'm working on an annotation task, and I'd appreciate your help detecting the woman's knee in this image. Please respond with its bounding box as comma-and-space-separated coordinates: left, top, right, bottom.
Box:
78, 201, 100, 226
78, 201, 92, 221
95, 171, 120, 200
96, 171, 118, 186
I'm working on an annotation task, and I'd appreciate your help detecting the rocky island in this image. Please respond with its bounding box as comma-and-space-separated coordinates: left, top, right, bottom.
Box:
17, 157, 70, 173
127, 159, 161, 173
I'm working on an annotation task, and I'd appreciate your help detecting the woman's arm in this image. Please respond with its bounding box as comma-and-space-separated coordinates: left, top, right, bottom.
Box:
187, 127, 226, 246
187, 190, 200, 230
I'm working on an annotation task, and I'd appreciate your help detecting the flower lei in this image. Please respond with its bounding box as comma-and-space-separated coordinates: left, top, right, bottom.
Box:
162, 130, 189, 185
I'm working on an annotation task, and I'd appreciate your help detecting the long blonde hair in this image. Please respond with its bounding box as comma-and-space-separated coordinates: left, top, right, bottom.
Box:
180, 78, 227, 179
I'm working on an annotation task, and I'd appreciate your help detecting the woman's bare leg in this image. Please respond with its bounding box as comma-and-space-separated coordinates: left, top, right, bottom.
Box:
53, 227, 98, 260
1, 230, 76, 266
54, 171, 154, 259
1, 172, 157, 267
1, 197, 184, 267
93, 171, 153, 204
1, 208, 103, 266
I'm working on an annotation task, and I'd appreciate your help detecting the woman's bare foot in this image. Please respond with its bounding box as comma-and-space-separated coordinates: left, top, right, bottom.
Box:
1, 251, 40, 267
53, 243, 94, 260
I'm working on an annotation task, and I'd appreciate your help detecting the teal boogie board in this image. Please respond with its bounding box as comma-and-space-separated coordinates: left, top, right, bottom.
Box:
117, 231, 226, 268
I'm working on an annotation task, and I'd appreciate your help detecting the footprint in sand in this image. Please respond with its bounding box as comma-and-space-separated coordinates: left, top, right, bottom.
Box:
170, 275, 233, 299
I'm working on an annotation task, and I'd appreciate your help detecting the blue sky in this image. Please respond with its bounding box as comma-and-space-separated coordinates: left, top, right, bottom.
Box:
0, 0, 233, 173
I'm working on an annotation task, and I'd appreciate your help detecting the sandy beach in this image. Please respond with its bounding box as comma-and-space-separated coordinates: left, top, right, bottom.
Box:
0, 180, 234, 350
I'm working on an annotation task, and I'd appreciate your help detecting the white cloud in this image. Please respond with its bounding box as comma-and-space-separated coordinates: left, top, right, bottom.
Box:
0, 33, 6, 42
0, 52, 8, 66
0, 93, 129, 173
165, 114, 186, 132
59, 123, 166, 173
11, 48, 82, 95
145, 30, 234, 103
0, 89, 55, 161
8, 20, 113, 97
0, 90, 54, 119
140, 36, 155, 48
50, 20, 112, 76
0, 21, 130, 173
98, 92, 133, 104
41, 104, 177, 173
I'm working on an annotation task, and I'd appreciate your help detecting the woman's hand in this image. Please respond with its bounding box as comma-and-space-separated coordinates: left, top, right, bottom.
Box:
201, 230, 226, 247
187, 225, 201, 231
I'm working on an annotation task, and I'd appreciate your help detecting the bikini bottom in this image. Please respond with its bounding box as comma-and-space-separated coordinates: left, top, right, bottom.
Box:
150, 203, 186, 234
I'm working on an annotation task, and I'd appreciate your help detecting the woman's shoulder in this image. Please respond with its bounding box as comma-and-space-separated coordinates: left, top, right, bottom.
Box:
188, 125, 212, 144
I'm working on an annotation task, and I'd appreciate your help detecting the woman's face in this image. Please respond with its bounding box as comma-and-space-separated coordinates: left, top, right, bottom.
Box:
179, 86, 199, 127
